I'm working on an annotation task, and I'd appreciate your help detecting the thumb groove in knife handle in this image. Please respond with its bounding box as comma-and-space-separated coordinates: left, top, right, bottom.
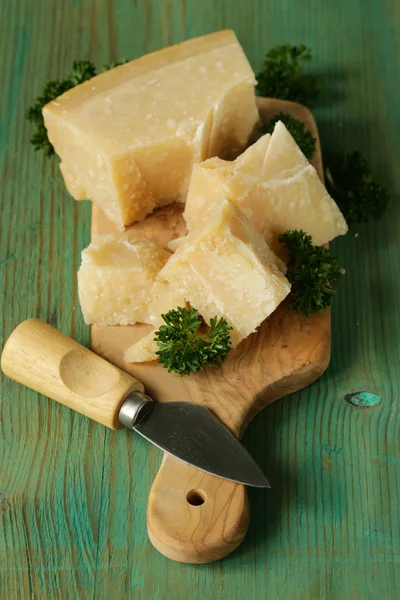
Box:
147, 454, 249, 563
1, 319, 144, 429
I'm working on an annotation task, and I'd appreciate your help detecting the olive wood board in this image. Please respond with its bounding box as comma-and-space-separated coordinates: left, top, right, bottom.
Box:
90, 97, 331, 563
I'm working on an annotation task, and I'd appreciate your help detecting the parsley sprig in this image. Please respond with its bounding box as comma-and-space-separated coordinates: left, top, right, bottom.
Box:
154, 306, 232, 376
279, 230, 342, 317
256, 44, 323, 106
326, 150, 390, 228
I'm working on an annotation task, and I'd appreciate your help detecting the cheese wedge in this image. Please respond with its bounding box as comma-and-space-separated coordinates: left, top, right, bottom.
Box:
147, 281, 187, 327
78, 233, 184, 326
159, 200, 290, 346
183, 133, 271, 231
125, 331, 159, 363
183, 122, 348, 252
43, 30, 259, 229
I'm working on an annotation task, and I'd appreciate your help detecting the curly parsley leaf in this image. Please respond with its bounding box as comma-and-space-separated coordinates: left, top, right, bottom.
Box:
154, 306, 232, 376
279, 230, 342, 317
256, 44, 323, 106
326, 150, 390, 227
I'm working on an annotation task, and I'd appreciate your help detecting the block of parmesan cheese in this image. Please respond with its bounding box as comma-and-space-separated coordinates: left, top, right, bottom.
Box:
183, 121, 348, 252
78, 233, 184, 326
43, 30, 259, 229
159, 199, 290, 347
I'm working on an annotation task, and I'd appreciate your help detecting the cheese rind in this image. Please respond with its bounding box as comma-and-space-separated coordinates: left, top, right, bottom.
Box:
183, 122, 348, 252
160, 200, 291, 346
77, 233, 184, 326
43, 30, 259, 228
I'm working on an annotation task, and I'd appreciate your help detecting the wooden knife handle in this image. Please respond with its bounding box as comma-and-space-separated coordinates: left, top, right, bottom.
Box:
147, 455, 249, 563
1, 319, 144, 429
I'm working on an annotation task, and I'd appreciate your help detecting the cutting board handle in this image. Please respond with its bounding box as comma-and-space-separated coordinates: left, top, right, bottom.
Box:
1, 319, 144, 429
147, 454, 249, 563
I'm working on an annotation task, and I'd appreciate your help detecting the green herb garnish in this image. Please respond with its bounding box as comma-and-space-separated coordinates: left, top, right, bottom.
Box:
326, 150, 390, 228
154, 306, 232, 376
256, 44, 323, 106
262, 112, 316, 159
279, 230, 342, 317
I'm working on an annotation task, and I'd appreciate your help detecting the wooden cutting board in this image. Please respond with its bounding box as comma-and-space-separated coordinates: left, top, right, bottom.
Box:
91, 97, 331, 563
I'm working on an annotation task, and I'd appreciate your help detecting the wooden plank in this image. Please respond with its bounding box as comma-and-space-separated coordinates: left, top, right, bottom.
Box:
0, 0, 399, 596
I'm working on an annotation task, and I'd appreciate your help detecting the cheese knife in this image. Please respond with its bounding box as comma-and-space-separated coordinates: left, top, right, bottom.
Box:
1, 318, 270, 488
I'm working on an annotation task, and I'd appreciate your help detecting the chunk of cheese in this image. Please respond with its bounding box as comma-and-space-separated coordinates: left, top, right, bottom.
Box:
124, 331, 159, 363
184, 121, 348, 252
183, 133, 271, 230
147, 281, 187, 327
78, 233, 184, 326
43, 30, 259, 229
159, 200, 290, 346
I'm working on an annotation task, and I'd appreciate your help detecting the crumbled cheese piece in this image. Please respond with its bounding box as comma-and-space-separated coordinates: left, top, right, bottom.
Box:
78, 233, 184, 326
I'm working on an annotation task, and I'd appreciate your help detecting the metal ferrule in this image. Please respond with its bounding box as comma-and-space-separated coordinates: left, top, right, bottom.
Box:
118, 391, 155, 429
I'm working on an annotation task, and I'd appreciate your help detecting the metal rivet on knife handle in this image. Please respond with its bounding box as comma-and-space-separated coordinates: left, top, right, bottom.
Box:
0, 318, 144, 429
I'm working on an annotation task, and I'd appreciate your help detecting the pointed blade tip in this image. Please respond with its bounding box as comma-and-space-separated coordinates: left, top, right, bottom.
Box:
243, 473, 271, 489
134, 401, 272, 488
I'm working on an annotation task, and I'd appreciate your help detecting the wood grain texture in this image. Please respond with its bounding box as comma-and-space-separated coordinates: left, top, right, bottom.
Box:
91, 97, 330, 563
0, 0, 400, 597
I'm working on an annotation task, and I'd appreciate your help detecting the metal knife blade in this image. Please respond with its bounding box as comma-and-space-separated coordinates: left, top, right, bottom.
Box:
119, 393, 270, 488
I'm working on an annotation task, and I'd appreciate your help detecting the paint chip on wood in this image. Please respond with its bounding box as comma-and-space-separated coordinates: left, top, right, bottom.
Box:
344, 391, 381, 408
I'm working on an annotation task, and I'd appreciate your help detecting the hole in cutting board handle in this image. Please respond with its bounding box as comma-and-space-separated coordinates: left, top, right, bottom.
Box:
186, 489, 206, 506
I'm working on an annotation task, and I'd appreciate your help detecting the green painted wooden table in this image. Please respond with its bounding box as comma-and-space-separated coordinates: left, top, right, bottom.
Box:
1, 1, 399, 598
